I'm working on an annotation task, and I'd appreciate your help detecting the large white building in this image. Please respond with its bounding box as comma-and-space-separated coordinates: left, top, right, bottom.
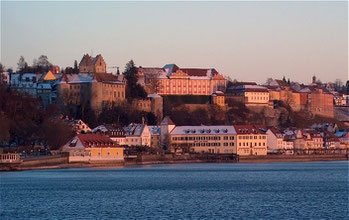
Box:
169, 125, 237, 154
159, 117, 268, 155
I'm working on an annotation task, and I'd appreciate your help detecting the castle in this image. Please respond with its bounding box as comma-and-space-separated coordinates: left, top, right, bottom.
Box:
79, 54, 106, 74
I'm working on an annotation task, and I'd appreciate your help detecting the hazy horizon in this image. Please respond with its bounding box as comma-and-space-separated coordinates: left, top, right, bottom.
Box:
1, 1, 348, 84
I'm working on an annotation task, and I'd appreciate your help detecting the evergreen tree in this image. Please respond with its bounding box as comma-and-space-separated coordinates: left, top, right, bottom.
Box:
282, 76, 286, 82
0, 63, 5, 72
123, 60, 147, 100
74, 60, 79, 74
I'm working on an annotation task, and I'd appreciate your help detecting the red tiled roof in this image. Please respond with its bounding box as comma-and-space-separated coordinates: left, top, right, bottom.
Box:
94, 73, 122, 83
77, 134, 121, 148
231, 82, 257, 86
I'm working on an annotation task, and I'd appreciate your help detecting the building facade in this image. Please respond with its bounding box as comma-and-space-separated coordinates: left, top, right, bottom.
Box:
169, 126, 237, 154
61, 134, 124, 162
234, 125, 268, 156
136, 64, 226, 95
57, 72, 125, 113
227, 84, 269, 106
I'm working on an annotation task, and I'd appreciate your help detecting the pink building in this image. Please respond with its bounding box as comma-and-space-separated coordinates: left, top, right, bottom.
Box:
137, 64, 226, 95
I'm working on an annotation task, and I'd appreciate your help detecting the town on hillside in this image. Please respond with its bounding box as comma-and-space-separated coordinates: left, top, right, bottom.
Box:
0, 54, 348, 166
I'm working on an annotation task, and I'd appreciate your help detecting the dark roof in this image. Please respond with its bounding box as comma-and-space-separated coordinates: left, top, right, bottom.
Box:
94, 73, 122, 83
180, 68, 209, 77
234, 125, 265, 134
79, 54, 94, 66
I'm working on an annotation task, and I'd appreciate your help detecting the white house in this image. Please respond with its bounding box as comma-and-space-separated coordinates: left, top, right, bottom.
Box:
124, 123, 151, 147
267, 128, 294, 154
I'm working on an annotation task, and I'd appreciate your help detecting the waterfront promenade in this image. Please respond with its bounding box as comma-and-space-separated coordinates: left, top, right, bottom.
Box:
1, 153, 347, 171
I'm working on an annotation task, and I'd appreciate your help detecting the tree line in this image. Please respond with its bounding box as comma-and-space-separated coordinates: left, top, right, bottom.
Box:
0, 82, 75, 150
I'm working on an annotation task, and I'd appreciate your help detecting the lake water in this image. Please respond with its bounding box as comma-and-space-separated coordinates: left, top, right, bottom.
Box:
1, 161, 348, 219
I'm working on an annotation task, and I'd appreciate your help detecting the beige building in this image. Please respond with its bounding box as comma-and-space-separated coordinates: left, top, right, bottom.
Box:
234, 125, 268, 156
169, 125, 237, 154
211, 91, 225, 107
227, 84, 269, 106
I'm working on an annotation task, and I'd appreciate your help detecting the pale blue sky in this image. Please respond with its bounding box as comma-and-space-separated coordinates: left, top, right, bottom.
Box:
1, 1, 348, 83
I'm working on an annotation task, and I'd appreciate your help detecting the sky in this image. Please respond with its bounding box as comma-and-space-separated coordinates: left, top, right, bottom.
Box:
1, 1, 348, 84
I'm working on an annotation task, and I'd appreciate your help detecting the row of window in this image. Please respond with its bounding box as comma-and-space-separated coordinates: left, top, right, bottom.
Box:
249, 96, 269, 101
172, 136, 235, 141
239, 142, 266, 147
103, 84, 124, 88
238, 135, 266, 140
176, 142, 234, 147
102, 90, 124, 98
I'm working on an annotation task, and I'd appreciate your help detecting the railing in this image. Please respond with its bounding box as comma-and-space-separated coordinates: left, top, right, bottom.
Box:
0, 153, 22, 163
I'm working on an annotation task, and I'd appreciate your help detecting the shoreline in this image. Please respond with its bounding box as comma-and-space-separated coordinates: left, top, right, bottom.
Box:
1, 154, 348, 171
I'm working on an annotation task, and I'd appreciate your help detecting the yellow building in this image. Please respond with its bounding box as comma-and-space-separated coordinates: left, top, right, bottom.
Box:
211, 91, 225, 107
234, 125, 267, 156
269, 90, 281, 101
61, 134, 124, 162
227, 84, 269, 106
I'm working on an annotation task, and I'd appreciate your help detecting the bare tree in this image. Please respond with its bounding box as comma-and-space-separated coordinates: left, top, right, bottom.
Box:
17, 56, 28, 73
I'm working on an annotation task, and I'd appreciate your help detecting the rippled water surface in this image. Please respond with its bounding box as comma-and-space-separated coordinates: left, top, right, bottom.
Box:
1, 161, 348, 219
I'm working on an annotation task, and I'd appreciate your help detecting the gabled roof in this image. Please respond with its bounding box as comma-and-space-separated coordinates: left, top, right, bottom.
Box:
79, 54, 94, 66
123, 123, 147, 136
163, 64, 180, 77
39, 71, 56, 82
160, 116, 175, 126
